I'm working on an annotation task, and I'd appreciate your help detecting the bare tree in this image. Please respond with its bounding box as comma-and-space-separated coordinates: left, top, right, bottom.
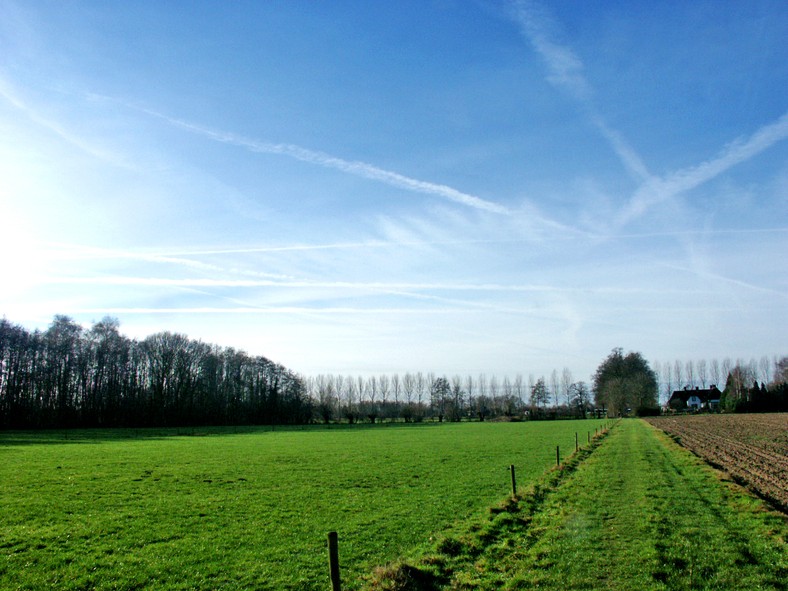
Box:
710, 358, 721, 388
476, 373, 488, 421
402, 373, 415, 405
402, 372, 415, 422
661, 361, 673, 406
773, 356, 788, 384
561, 367, 573, 406
488, 374, 499, 413
415, 372, 426, 420
721, 358, 732, 383
477, 373, 487, 402
697, 359, 708, 388
314, 374, 336, 424
343, 376, 358, 423
464, 374, 475, 417
550, 369, 560, 408
364, 376, 380, 423
685, 360, 695, 389
674, 360, 684, 390
449, 375, 464, 421
758, 356, 771, 385
502, 375, 513, 401
390, 373, 401, 406
513, 374, 525, 408
378, 374, 390, 420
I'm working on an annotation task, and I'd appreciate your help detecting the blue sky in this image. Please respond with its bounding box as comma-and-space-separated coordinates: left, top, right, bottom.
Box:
1, 0, 786, 382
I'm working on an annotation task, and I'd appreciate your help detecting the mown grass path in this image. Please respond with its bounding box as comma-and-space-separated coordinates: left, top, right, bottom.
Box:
407, 419, 787, 590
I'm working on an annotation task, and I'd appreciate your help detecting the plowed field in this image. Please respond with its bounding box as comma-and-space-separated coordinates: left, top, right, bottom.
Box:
644, 413, 788, 511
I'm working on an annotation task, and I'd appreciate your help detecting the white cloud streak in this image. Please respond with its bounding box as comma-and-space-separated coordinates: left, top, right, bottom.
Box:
134, 105, 510, 215
509, 0, 652, 184
619, 111, 788, 224
510, 1, 788, 227
70, 307, 465, 315
44, 275, 716, 296
0, 75, 131, 167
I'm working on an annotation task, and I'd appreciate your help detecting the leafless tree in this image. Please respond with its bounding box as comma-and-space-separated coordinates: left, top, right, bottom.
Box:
402, 372, 415, 405
697, 359, 708, 388
514, 374, 525, 408
415, 372, 426, 419
390, 373, 401, 406
464, 374, 475, 415
477, 373, 487, 402
710, 358, 721, 388
343, 376, 358, 423
488, 375, 499, 410
449, 375, 464, 421
685, 360, 695, 389
758, 356, 771, 385
661, 361, 673, 405
773, 356, 788, 384
674, 360, 684, 390
550, 369, 560, 408
502, 375, 513, 403
721, 358, 732, 383
561, 367, 573, 406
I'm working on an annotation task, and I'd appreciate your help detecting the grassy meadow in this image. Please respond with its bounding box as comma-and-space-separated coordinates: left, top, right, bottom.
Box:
375, 419, 788, 590
0, 420, 607, 590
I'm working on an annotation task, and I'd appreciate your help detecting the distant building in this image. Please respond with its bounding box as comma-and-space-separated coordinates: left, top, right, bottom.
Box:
668, 385, 721, 411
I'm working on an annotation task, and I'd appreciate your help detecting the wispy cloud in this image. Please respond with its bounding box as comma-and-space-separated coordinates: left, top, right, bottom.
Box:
659, 262, 788, 298
44, 275, 716, 296
619, 111, 788, 224
126, 103, 511, 215
509, 0, 652, 184
0, 75, 131, 167
70, 306, 466, 315
510, 1, 788, 228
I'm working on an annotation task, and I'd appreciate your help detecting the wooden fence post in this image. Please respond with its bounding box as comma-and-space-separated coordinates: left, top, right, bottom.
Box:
510, 464, 517, 496
575, 432, 578, 452
328, 531, 341, 591
556, 445, 560, 466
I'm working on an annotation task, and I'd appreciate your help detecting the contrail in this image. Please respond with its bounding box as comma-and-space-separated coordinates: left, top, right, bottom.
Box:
509, 0, 652, 184
0, 77, 129, 167
620, 111, 788, 224
136, 106, 510, 215
47, 275, 715, 295
509, 1, 788, 225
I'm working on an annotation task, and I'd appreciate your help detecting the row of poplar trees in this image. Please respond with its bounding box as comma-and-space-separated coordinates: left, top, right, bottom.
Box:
0, 316, 309, 429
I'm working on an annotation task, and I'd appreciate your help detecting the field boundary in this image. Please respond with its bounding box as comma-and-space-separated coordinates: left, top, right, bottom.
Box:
361, 421, 619, 590
644, 414, 788, 513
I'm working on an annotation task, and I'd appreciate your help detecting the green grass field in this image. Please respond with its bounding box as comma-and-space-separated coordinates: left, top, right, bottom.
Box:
377, 419, 788, 590
0, 420, 607, 590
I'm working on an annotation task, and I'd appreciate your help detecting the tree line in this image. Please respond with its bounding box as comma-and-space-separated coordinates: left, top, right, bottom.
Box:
0, 316, 309, 429
0, 316, 597, 429
2, 316, 784, 429
654, 355, 788, 412
304, 371, 595, 424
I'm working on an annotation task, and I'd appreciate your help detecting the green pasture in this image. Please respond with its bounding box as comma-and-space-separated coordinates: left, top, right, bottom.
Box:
0, 420, 607, 590
395, 419, 788, 590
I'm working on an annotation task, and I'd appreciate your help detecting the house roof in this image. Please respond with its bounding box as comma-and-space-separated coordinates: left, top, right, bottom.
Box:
668, 386, 721, 404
